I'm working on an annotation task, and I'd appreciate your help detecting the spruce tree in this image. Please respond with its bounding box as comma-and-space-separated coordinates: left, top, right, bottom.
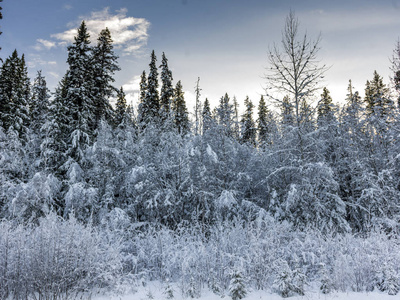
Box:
159, 52, 174, 122
65, 21, 94, 163
317, 87, 335, 126
172, 80, 189, 135
30, 70, 50, 134
137, 70, 147, 129
240, 96, 256, 146
202, 98, 212, 134
390, 40, 400, 109
257, 95, 269, 145
281, 95, 294, 126
143, 50, 160, 124
40, 75, 71, 173
365, 71, 392, 119
217, 93, 234, 136
91, 28, 120, 128
114, 87, 127, 127
232, 96, 240, 140
0, 50, 30, 137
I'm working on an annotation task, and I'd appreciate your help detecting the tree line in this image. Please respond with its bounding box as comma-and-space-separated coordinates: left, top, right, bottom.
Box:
0, 13, 400, 235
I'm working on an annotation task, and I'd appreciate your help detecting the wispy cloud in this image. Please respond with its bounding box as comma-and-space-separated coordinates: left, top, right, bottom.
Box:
34, 39, 57, 51
27, 54, 58, 69
63, 4, 73, 11
49, 7, 150, 55
122, 75, 141, 105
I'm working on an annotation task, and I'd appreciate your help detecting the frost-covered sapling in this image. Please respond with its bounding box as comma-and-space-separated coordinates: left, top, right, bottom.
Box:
229, 269, 248, 300
163, 278, 174, 299
375, 263, 399, 295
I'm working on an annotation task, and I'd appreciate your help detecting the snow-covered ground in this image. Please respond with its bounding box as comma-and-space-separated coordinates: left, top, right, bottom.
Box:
94, 281, 397, 300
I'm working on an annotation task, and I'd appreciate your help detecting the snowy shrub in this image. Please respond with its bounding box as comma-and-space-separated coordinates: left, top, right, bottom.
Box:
0, 213, 123, 299
229, 269, 248, 300
272, 260, 306, 298
375, 263, 400, 295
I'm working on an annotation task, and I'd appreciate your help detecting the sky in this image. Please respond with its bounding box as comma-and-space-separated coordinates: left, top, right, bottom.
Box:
2, 0, 400, 113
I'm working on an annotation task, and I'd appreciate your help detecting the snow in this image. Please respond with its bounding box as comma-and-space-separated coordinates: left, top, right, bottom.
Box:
94, 282, 398, 300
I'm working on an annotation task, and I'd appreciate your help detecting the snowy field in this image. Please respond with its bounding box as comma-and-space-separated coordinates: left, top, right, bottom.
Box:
94, 282, 397, 300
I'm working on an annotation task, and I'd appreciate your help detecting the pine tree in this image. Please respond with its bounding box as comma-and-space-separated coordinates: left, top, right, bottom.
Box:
317, 87, 335, 126
143, 50, 160, 124
240, 96, 256, 146
281, 95, 294, 126
257, 95, 270, 146
40, 75, 71, 173
229, 270, 247, 300
65, 21, 93, 163
91, 28, 120, 128
0, 50, 30, 137
137, 70, 147, 129
114, 87, 128, 127
30, 70, 50, 134
202, 98, 212, 134
159, 52, 174, 122
365, 71, 391, 118
232, 96, 240, 140
217, 93, 234, 136
172, 80, 189, 135
390, 40, 400, 109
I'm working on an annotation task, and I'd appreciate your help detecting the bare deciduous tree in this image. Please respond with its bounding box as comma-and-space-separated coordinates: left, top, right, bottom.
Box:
265, 10, 327, 129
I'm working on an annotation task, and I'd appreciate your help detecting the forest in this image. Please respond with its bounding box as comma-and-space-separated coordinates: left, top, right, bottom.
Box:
1, 5, 400, 300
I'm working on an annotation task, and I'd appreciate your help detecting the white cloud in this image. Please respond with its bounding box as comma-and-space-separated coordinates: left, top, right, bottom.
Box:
35, 39, 57, 50
50, 7, 150, 55
122, 75, 141, 105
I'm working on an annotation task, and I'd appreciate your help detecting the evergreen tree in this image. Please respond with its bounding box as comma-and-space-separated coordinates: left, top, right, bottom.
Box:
159, 52, 174, 122
390, 40, 400, 109
217, 93, 234, 136
113, 87, 128, 127
240, 96, 256, 146
143, 50, 160, 124
299, 99, 314, 132
172, 80, 189, 135
65, 21, 93, 163
281, 95, 294, 126
30, 70, 50, 134
137, 70, 147, 129
365, 71, 391, 118
202, 98, 212, 134
40, 75, 71, 174
0, 50, 30, 137
232, 96, 240, 140
317, 87, 335, 126
229, 270, 247, 300
91, 28, 120, 128
257, 95, 272, 146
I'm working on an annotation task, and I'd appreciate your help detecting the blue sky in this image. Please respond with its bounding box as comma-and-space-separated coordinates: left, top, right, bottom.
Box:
2, 0, 400, 112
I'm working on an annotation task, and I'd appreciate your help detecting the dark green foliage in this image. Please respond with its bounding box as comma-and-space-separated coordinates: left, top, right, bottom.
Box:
365, 71, 391, 118
317, 87, 335, 126
0, 50, 30, 138
114, 87, 128, 127
240, 96, 256, 146
202, 98, 212, 134
172, 80, 189, 135
144, 50, 160, 123
159, 52, 174, 122
91, 27, 120, 128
